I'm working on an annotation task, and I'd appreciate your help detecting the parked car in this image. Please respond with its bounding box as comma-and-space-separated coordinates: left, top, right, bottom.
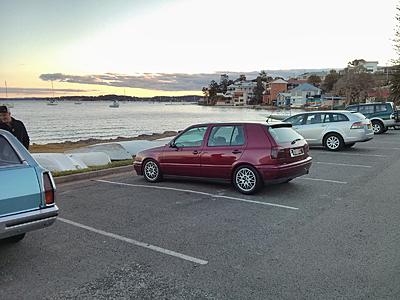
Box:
345, 102, 400, 134
0, 129, 58, 243
283, 111, 374, 151
134, 122, 312, 194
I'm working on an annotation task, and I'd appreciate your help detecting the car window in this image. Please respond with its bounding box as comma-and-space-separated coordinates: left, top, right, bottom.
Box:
358, 105, 374, 114
174, 126, 207, 147
346, 106, 358, 112
208, 126, 234, 146
305, 113, 323, 125
231, 126, 245, 146
268, 126, 304, 144
285, 114, 305, 126
0, 135, 21, 166
375, 104, 389, 113
324, 113, 349, 123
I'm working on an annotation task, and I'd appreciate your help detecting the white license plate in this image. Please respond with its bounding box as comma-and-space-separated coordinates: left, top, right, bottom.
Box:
290, 148, 304, 157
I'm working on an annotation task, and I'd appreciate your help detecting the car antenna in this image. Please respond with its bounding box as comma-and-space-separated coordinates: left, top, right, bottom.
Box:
266, 114, 272, 123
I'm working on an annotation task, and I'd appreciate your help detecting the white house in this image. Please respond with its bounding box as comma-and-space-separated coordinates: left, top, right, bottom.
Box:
288, 83, 321, 108
223, 80, 257, 106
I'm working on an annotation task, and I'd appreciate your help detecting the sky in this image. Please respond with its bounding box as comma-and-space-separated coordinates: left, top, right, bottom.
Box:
0, 0, 398, 98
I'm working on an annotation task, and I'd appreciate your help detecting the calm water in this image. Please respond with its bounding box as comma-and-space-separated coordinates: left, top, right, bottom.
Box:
3, 101, 294, 144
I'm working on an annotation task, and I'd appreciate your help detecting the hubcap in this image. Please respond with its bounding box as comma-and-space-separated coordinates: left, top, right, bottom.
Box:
144, 161, 158, 180
236, 168, 256, 191
326, 136, 340, 150
372, 123, 381, 133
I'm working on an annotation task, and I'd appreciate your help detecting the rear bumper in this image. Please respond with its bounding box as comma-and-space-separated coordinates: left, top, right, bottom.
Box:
0, 205, 59, 240
256, 157, 312, 183
345, 131, 374, 143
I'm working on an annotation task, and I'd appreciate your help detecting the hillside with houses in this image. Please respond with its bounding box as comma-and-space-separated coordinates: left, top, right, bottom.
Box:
201, 59, 396, 109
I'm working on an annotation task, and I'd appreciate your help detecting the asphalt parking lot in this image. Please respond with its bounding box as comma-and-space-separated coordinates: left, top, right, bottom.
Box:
1, 131, 400, 299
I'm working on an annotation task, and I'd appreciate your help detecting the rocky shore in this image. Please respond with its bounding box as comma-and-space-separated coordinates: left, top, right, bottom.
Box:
30, 131, 178, 153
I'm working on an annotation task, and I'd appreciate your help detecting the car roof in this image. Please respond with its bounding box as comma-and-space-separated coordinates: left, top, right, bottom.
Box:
347, 102, 393, 106
288, 110, 351, 115
188, 121, 288, 127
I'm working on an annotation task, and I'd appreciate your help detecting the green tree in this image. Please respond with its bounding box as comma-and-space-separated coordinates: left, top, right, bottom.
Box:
390, 4, 400, 104
333, 68, 375, 104
252, 76, 265, 105
321, 70, 341, 92
307, 75, 322, 86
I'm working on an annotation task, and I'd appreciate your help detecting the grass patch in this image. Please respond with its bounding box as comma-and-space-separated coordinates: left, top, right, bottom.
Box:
52, 159, 133, 177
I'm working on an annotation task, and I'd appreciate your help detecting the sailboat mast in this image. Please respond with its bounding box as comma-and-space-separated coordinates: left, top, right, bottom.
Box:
5, 80, 8, 98
51, 80, 55, 99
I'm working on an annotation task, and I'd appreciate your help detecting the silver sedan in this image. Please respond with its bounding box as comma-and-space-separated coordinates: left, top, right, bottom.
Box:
283, 111, 374, 151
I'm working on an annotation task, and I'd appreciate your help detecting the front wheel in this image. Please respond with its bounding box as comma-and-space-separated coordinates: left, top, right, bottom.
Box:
143, 159, 162, 182
233, 165, 261, 195
324, 133, 344, 151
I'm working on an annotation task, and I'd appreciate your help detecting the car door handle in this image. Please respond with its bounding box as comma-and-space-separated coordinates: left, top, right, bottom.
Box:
193, 150, 200, 154
232, 150, 242, 154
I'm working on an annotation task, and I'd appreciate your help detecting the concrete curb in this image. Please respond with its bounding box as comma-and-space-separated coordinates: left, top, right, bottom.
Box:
54, 165, 133, 185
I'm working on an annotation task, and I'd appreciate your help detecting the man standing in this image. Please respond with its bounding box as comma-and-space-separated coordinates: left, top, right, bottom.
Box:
0, 106, 30, 149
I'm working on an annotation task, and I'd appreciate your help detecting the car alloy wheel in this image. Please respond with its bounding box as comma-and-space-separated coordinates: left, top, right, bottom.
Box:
234, 166, 260, 194
372, 121, 383, 134
143, 160, 161, 182
324, 133, 343, 151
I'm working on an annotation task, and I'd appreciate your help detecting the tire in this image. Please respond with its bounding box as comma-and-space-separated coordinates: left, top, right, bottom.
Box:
233, 165, 261, 195
3, 233, 25, 243
344, 142, 355, 148
142, 159, 162, 182
323, 133, 344, 151
371, 120, 384, 134
382, 127, 388, 133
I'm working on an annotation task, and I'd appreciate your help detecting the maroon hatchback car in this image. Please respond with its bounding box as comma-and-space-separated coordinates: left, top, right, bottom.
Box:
134, 122, 312, 194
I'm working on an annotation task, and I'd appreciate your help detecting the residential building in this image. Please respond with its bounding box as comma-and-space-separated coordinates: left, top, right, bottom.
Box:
361, 61, 379, 73
217, 80, 257, 106
288, 83, 322, 108
263, 79, 288, 105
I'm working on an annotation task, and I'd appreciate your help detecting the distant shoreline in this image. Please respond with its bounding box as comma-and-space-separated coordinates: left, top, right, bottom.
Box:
30, 131, 178, 153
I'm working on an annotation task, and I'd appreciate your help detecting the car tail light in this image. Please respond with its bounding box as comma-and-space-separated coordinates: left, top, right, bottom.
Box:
351, 122, 366, 129
43, 172, 55, 205
271, 146, 286, 159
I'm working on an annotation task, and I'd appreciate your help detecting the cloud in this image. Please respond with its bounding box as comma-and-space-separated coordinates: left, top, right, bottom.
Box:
0, 87, 94, 95
39, 70, 325, 91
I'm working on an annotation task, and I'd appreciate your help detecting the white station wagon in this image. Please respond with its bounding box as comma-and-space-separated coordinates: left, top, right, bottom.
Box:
283, 111, 374, 151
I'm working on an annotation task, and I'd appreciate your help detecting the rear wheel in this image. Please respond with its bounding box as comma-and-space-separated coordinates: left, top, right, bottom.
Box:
323, 133, 344, 151
143, 159, 162, 182
233, 165, 261, 195
372, 120, 384, 134
4, 233, 25, 243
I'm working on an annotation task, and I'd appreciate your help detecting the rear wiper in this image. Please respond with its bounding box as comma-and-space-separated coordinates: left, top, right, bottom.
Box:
291, 138, 301, 145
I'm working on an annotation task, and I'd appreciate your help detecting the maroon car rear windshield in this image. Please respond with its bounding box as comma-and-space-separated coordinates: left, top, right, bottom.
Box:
267, 126, 304, 144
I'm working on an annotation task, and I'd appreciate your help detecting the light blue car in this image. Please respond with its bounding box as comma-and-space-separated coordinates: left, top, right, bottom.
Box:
0, 129, 58, 243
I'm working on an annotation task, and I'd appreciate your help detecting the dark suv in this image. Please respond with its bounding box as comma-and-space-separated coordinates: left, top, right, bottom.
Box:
345, 102, 400, 134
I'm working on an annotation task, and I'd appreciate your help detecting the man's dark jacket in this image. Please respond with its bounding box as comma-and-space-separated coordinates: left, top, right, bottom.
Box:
0, 118, 30, 149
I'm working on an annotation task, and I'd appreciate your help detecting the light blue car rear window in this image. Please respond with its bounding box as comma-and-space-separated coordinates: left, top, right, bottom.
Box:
0, 136, 21, 166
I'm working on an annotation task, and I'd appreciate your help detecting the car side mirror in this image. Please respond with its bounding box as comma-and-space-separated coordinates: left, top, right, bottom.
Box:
169, 141, 177, 148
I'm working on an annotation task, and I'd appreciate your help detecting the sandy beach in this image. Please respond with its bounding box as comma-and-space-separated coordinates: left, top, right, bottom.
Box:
29, 131, 178, 153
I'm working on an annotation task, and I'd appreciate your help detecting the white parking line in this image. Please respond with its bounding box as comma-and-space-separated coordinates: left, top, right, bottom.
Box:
58, 217, 208, 265
360, 146, 400, 150
314, 162, 372, 168
95, 179, 299, 210
299, 177, 347, 184
312, 152, 387, 158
